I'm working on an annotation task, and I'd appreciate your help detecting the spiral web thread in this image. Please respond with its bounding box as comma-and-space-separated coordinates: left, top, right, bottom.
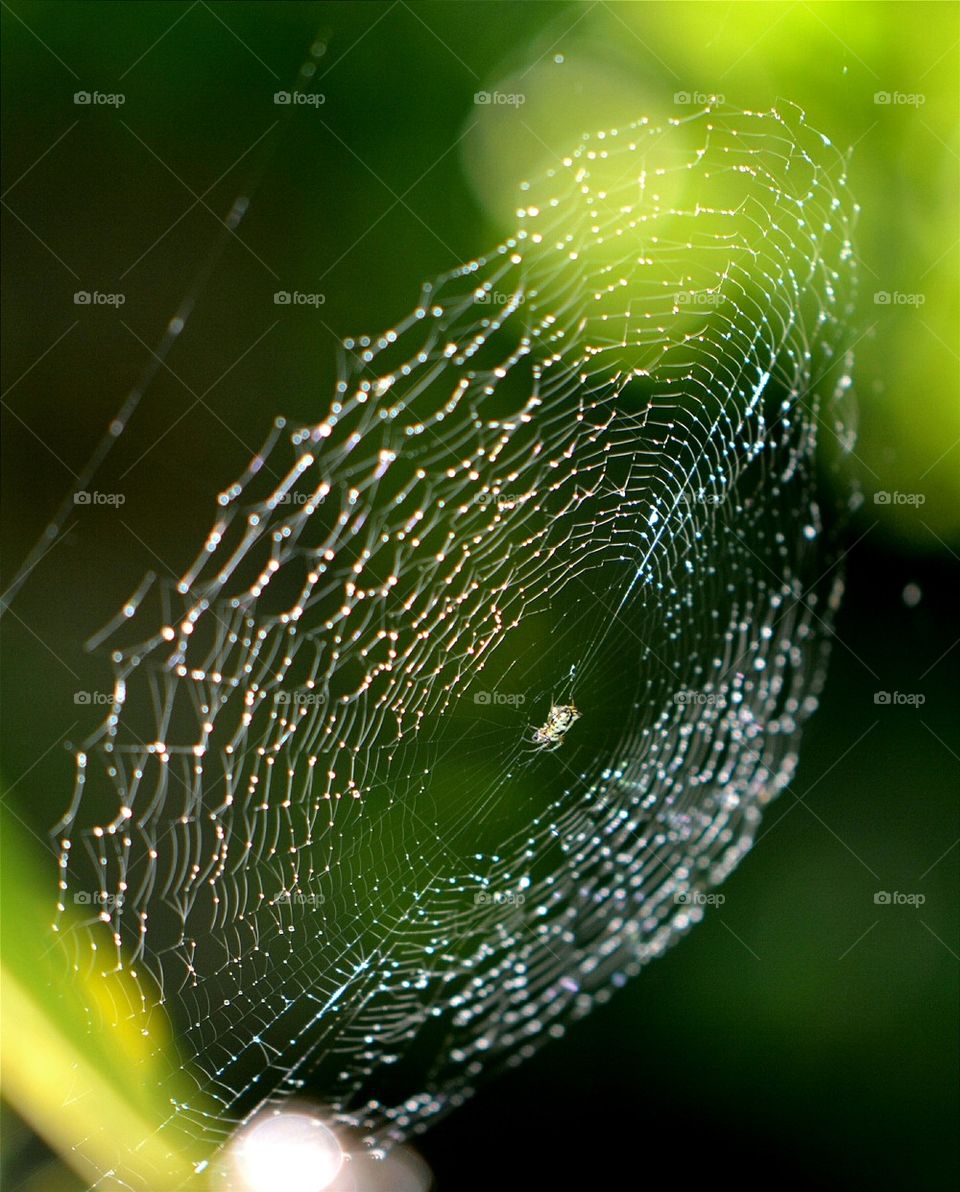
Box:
55, 103, 856, 1169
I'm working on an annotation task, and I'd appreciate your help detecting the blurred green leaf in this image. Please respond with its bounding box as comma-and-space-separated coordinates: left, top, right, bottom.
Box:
1, 800, 208, 1188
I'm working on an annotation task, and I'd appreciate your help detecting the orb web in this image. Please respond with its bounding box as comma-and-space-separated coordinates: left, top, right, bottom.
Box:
55, 103, 857, 1166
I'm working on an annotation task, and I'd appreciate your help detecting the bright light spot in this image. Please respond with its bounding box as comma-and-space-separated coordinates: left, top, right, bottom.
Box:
902, 582, 922, 608
228, 1111, 343, 1192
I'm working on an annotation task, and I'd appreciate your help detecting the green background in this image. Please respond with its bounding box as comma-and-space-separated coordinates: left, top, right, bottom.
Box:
1, 3, 957, 1188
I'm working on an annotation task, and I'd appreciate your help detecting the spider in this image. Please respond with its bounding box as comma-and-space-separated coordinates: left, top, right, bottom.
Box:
532, 702, 581, 752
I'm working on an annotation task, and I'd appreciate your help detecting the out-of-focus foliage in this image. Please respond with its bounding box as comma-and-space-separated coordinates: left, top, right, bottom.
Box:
1, 806, 208, 1188
1, 3, 956, 1189
460, 1, 960, 545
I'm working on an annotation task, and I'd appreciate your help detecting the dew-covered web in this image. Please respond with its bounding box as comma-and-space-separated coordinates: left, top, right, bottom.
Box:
55, 103, 856, 1166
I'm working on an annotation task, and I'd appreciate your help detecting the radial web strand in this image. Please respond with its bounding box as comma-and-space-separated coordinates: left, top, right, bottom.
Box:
55, 103, 857, 1171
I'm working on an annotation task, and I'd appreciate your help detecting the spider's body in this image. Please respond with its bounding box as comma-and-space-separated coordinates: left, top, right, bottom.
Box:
532, 702, 580, 751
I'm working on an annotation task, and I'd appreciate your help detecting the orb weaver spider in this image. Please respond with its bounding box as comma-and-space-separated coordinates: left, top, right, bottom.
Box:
531, 701, 581, 752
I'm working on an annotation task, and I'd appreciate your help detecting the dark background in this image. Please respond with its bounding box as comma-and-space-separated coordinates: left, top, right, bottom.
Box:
2, 4, 957, 1189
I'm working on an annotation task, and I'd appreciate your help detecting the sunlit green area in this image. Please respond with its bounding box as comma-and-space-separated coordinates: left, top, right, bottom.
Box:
2, 3, 957, 1189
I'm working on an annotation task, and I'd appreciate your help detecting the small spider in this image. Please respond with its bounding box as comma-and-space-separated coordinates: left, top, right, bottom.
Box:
532, 702, 581, 751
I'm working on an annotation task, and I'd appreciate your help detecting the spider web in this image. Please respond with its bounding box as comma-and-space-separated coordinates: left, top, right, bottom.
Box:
55, 102, 857, 1173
